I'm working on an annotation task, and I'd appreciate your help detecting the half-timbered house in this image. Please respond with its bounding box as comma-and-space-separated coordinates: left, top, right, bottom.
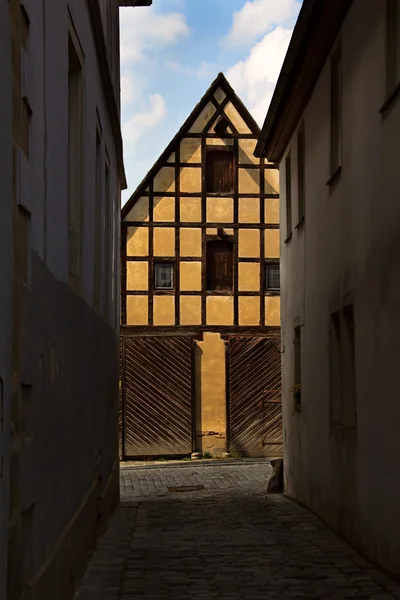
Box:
120, 73, 282, 459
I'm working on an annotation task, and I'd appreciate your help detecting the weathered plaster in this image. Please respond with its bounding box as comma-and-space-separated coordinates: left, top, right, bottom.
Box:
265, 297, 280, 326
264, 230, 280, 258
239, 168, 260, 194
238, 263, 260, 291
180, 262, 202, 291
153, 167, 175, 194
127, 295, 148, 325
189, 101, 216, 133
153, 227, 175, 257
239, 197, 260, 223
125, 197, 149, 222
180, 197, 202, 222
224, 102, 252, 134
180, 228, 202, 257
153, 296, 175, 326
180, 167, 202, 193
180, 138, 201, 163
180, 296, 202, 325
206, 296, 234, 325
238, 229, 260, 258
127, 227, 148, 257
239, 297, 260, 326
153, 197, 175, 222
238, 139, 259, 165
206, 197, 234, 223
126, 262, 148, 291
265, 198, 280, 224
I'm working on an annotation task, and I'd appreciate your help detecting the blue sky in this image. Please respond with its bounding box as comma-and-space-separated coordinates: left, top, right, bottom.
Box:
120, 0, 302, 204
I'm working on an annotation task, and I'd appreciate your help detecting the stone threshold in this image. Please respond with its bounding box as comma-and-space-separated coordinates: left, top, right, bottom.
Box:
120, 457, 276, 470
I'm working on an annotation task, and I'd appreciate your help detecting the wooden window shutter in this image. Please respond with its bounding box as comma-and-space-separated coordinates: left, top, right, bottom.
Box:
206, 240, 233, 291
206, 151, 234, 194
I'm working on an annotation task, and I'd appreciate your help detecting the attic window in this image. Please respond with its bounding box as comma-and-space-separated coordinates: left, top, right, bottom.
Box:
206, 149, 234, 194
214, 116, 230, 136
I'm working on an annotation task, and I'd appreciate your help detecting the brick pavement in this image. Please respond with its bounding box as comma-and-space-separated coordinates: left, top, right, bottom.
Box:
75, 460, 400, 600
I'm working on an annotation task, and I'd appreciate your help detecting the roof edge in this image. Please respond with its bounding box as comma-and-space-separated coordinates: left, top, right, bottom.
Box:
121, 72, 260, 220
255, 0, 353, 163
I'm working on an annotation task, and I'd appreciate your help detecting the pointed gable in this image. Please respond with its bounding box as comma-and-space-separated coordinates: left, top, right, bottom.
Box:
122, 72, 260, 222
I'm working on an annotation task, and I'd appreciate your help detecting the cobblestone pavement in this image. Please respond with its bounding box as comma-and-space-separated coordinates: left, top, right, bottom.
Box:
75, 461, 400, 600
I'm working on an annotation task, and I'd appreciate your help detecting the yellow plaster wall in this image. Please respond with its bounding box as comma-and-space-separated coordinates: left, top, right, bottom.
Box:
180, 167, 202, 193
153, 227, 175, 256
265, 198, 280, 224
238, 229, 260, 258
206, 228, 218, 235
224, 102, 252, 134
180, 138, 202, 163
195, 333, 226, 453
206, 137, 234, 146
239, 297, 260, 326
239, 167, 260, 195
206, 197, 233, 223
180, 228, 202, 257
239, 197, 259, 223
224, 228, 234, 235
126, 262, 148, 291
126, 295, 148, 325
180, 197, 201, 222
126, 227, 149, 257
213, 87, 226, 104
154, 167, 175, 193
238, 139, 259, 165
180, 296, 202, 325
153, 296, 175, 326
180, 262, 202, 291
124, 197, 149, 222
153, 197, 175, 222
238, 263, 260, 292
265, 296, 281, 326
167, 152, 175, 163
189, 101, 216, 133
265, 169, 279, 194
206, 296, 234, 325
265, 230, 280, 258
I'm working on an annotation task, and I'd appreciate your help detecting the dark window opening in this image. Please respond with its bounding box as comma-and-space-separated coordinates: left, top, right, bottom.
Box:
206, 150, 234, 194
206, 240, 233, 291
214, 116, 230, 136
154, 262, 174, 290
266, 262, 280, 291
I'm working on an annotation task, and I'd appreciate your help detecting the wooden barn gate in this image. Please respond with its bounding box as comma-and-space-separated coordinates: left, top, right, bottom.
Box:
227, 336, 282, 458
119, 334, 195, 459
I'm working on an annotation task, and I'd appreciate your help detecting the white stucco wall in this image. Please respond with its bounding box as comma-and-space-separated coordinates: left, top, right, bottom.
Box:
280, 0, 400, 578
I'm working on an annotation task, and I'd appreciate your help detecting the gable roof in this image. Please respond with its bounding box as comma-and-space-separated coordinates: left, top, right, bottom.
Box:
121, 72, 260, 221
254, 0, 353, 163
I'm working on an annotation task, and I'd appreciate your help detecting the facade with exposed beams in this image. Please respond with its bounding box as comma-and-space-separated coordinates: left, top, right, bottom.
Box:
120, 73, 282, 460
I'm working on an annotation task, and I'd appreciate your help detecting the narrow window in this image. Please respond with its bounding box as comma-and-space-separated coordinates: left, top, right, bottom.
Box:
330, 44, 342, 176
329, 311, 342, 426
294, 326, 302, 411
342, 305, 357, 430
68, 34, 83, 291
206, 240, 233, 291
154, 263, 174, 290
297, 123, 305, 223
104, 157, 110, 317
94, 129, 102, 310
265, 262, 280, 292
386, 0, 400, 96
206, 150, 234, 194
285, 153, 292, 239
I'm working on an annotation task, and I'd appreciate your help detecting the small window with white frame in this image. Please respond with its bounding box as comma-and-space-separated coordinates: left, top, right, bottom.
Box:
265, 262, 280, 292
154, 262, 174, 290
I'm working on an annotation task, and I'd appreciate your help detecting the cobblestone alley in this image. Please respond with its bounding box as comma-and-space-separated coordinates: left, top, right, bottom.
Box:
75, 461, 400, 600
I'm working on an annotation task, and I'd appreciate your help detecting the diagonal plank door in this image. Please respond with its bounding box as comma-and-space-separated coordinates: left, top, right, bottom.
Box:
229, 336, 282, 458
122, 336, 194, 458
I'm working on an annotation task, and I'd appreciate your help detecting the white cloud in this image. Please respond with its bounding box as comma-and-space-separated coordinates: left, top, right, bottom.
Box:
123, 93, 167, 152
223, 0, 299, 48
120, 7, 190, 65
163, 59, 217, 80
226, 26, 293, 125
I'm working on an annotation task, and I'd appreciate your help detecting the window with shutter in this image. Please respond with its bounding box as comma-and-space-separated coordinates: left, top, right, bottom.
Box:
206, 150, 234, 194
206, 240, 233, 291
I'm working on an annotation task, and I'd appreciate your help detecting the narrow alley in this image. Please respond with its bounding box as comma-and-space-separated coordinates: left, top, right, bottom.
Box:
75, 462, 400, 600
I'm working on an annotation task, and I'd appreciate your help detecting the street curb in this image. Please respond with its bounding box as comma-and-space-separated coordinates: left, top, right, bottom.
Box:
120, 458, 276, 471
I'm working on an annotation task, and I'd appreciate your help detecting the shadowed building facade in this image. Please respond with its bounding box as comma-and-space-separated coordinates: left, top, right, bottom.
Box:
120, 73, 282, 460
